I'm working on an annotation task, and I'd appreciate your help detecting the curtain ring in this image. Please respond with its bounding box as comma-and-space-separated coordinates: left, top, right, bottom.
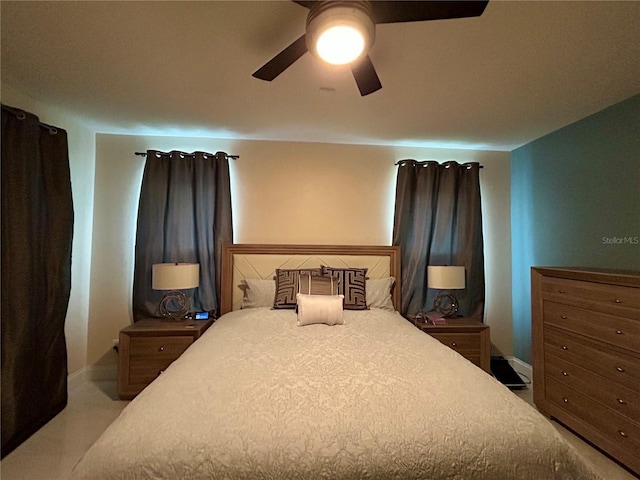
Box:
17, 111, 26, 120
48, 127, 58, 135
155, 152, 162, 158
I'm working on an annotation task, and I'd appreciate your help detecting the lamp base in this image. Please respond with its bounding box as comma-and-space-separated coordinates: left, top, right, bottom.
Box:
433, 292, 459, 317
158, 290, 190, 319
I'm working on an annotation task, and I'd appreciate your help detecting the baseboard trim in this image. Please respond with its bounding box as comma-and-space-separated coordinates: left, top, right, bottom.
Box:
68, 365, 117, 391
505, 356, 533, 385
68, 367, 88, 392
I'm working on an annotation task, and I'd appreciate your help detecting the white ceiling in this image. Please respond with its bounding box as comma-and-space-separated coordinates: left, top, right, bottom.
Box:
1, 1, 638, 151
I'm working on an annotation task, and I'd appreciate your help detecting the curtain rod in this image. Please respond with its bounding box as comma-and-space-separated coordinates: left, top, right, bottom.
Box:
135, 151, 238, 160
395, 159, 483, 168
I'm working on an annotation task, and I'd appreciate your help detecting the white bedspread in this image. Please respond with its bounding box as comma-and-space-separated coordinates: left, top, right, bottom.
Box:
72, 308, 601, 479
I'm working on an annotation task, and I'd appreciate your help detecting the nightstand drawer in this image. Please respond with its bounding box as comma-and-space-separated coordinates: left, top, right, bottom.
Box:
129, 358, 178, 385
130, 335, 193, 359
117, 318, 213, 400
413, 317, 490, 373
429, 333, 479, 353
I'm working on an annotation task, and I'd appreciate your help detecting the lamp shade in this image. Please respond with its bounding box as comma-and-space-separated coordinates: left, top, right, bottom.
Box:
427, 266, 465, 290
152, 263, 199, 290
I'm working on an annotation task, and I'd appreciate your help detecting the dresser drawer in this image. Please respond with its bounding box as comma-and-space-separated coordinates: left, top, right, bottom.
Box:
545, 353, 640, 421
541, 276, 640, 314
546, 377, 640, 463
544, 301, 640, 353
544, 327, 640, 392
429, 333, 479, 354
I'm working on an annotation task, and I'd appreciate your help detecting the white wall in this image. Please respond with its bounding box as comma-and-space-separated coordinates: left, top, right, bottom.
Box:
1, 84, 96, 374
88, 133, 512, 368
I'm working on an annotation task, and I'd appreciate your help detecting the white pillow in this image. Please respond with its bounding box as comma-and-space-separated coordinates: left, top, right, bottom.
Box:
366, 277, 395, 311
296, 293, 344, 326
240, 279, 275, 309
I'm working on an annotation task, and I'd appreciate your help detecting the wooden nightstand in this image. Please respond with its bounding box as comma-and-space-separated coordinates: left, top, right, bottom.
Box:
117, 318, 214, 399
414, 317, 490, 373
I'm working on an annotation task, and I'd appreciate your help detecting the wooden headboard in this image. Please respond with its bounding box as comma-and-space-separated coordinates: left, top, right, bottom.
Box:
220, 244, 401, 315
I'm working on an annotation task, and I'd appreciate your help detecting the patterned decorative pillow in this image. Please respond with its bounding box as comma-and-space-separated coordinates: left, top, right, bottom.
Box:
321, 266, 368, 310
273, 268, 323, 309
298, 274, 339, 296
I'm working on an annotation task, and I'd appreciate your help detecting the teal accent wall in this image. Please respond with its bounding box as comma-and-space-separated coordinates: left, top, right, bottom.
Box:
511, 95, 640, 363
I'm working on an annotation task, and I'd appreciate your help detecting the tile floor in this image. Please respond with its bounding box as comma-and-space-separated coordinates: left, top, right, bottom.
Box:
1, 380, 637, 479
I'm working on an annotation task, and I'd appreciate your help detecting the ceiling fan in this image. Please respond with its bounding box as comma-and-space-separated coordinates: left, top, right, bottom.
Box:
252, 1, 489, 96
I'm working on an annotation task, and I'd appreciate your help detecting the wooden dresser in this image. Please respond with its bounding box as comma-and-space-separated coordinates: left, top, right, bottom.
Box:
118, 318, 213, 400
531, 267, 640, 475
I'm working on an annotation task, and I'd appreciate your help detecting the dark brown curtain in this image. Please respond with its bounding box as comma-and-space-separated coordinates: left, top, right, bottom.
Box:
393, 160, 484, 319
1, 105, 73, 458
132, 150, 233, 319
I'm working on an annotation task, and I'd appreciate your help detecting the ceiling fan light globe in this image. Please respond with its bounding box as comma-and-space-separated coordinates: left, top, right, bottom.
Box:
316, 25, 365, 65
306, 2, 375, 66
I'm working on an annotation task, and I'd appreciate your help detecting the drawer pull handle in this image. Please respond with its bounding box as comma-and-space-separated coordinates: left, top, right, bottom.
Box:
617, 398, 627, 405
451, 342, 457, 347
560, 315, 568, 320
615, 330, 623, 335
561, 346, 568, 351
558, 290, 566, 294
618, 430, 628, 438
615, 299, 622, 304
561, 371, 568, 376
616, 367, 625, 373
562, 397, 569, 404
158, 346, 165, 352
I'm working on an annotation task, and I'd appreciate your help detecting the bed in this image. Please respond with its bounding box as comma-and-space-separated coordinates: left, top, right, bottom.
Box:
72, 244, 602, 479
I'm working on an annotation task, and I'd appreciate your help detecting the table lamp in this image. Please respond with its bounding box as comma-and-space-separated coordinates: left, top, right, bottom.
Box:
427, 265, 466, 317
152, 262, 199, 319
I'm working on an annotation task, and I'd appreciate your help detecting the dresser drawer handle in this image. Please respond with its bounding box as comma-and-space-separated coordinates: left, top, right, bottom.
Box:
618, 430, 628, 438
615, 330, 623, 335
560, 315, 568, 320
157, 346, 165, 352
616, 366, 625, 373
562, 397, 569, 404
558, 290, 566, 294
561, 346, 568, 351
561, 371, 569, 376
617, 398, 627, 405
451, 342, 457, 347
615, 299, 622, 304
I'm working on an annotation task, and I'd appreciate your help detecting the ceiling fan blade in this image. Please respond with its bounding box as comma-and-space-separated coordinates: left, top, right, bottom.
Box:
351, 55, 382, 96
372, 1, 489, 24
291, 0, 317, 9
252, 34, 308, 81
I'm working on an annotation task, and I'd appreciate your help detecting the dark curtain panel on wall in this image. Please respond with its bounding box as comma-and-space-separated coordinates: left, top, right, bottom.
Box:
1, 105, 74, 458
133, 150, 233, 319
393, 160, 484, 319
